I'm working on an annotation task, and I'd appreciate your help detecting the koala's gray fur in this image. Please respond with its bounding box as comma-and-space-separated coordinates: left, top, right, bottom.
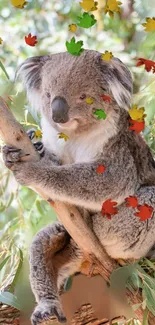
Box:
3, 50, 155, 324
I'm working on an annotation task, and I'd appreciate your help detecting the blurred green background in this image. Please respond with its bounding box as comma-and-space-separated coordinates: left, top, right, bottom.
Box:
0, 0, 155, 323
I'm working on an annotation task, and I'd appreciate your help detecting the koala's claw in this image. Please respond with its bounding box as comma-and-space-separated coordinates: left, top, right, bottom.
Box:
27, 129, 36, 140
33, 142, 44, 156
27, 129, 44, 157
2, 145, 29, 168
31, 300, 67, 325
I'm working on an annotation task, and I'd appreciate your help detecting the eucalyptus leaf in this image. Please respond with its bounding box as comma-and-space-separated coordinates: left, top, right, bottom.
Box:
9, 248, 23, 293
0, 292, 21, 310
0, 61, 10, 80
142, 308, 149, 325
137, 265, 155, 315
64, 276, 73, 292
0, 255, 11, 271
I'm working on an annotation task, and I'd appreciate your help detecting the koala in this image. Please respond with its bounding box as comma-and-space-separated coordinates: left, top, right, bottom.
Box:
2, 50, 155, 325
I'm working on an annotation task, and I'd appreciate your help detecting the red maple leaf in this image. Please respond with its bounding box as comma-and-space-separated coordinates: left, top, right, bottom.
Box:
25, 33, 38, 47
136, 58, 155, 73
128, 119, 145, 134
101, 199, 118, 219
135, 204, 153, 221
100, 94, 111, 103
96, 164, 106, 174
125, 196, 138, 208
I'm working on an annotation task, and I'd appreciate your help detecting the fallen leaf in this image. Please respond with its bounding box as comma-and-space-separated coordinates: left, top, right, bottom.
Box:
68, 24, 77, 33
93, 109, 107, 120
104, 0, 122, 18
34, 130, 42, 138
128, 119, 145, 134
101, 51, 113, 61
129, 104, 147, 122
77, 12, 97, 28
66, 37, 84, 56
101, 199, 118, 219
142, 17, 155, 32
125, 196, 138, 208
25, 33, 38, 47
100, 94, 111, 103
135, 204, 153, 221
58, 132, 69, 142
136, 58, 155, 73
10, 0, 28, 8
79, 0, 98, 12
86, 97, 94, 104
96, 165, 106, 174
0, 37, 3, 44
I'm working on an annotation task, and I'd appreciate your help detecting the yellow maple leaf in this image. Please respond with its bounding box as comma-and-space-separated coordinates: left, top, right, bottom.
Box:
129, 105, 147, 122
34, 130, 42, 138
10, 0, 28, 8
79, 0, 98, 12
58, 132, 69, 142
0, 38, 3, 44
69, 24, 78, 33
101, 51, 113, 61
142, 17, 155, 32
104, 0, 122, 17
86, 97, 94, 104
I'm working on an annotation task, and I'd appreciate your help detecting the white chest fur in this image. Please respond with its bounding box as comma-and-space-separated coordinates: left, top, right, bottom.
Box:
41, 115, 118, 165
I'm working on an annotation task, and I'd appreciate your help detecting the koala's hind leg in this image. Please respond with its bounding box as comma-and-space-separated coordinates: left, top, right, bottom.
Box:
29, 222, 83, 325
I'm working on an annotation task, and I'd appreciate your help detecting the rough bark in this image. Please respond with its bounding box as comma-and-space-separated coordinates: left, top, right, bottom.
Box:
0, 303, 125, 325
0, 304, 20, 324
0, 96, 154, 324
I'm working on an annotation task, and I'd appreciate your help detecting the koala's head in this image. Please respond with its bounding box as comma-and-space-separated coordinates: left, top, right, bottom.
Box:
16, 50, 133, 135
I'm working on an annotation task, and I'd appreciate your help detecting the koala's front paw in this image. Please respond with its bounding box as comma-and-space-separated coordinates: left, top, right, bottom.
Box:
31, 300, 67, 325
2, 145, 29, 169
2, 145, 37, 186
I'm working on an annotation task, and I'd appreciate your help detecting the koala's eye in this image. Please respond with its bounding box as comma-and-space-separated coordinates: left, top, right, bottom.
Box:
46, 92, 51, 98
79, 94, 86, 100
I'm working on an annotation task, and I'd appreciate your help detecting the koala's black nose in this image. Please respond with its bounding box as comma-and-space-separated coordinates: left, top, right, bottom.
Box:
51, 96, 69, 123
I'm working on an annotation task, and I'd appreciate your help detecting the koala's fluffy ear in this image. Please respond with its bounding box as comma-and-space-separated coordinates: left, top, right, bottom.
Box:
16, 55, 50, 112
98, 56, 133, 109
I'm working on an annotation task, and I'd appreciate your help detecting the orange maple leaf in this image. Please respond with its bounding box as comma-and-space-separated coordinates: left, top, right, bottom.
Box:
96, 165, 106, 174
101, 199, 118, 219
128, 119, 145, 134
136, 58, 155, 73
25, 33, 38, 47
125, 196, 138, 208
100, 94, 111, 103
135, 204, 153, 221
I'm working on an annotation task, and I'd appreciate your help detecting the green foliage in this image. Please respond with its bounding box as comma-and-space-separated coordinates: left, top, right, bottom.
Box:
110, 261, 155, 319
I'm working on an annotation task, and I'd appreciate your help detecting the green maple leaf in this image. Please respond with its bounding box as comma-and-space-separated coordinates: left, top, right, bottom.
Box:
77, 12, 97, 28
93, 109, 107, 120
66, 37, 84, 56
